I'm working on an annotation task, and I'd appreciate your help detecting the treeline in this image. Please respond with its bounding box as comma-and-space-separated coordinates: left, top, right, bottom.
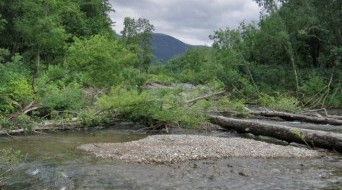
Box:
0, 0, 113, 115
162, 0, 341, 108
0, 0, 341, 132
0, 0, 157, 130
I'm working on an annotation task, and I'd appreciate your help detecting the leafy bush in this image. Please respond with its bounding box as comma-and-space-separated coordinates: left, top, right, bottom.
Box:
120, 67, 147, 88
146, 73, 175, 85
257, 93, 276, 106
15, 114, 36, 133
41, 65, 69, 84
216, 97, 246, 113
38, 82, 85, 111
0, 117, 12, 130
79, 108, 111, 127
301, 74, 326, 96
0, 52, 34, 113
65, 35, 138, 87
326, 92, 342, 108
95, 86, 209, 127
8, 80, 34, 102
258, 93, 302, 112
1, 114, 37, 132
271, 97, 302, 112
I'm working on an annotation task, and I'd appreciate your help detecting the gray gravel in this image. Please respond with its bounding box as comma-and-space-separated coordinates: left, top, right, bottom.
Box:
78, 135, 322, 163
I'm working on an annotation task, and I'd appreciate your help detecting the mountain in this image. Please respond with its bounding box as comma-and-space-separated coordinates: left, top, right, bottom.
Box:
151, 33, 191, 62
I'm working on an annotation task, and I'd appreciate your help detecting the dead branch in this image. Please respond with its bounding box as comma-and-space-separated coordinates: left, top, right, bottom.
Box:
185, 91, 226, 104
321, 74, 334, 107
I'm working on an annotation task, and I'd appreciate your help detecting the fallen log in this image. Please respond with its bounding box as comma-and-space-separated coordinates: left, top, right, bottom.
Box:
248, 110, 342, 126
209, 115, 342, 152
0, 119, 81, 136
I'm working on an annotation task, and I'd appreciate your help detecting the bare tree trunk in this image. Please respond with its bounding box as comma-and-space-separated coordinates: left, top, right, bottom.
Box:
285, 42, 299, 93
247, 109, 342, 125
209, 115, 342, 152
321, 74, 333, 107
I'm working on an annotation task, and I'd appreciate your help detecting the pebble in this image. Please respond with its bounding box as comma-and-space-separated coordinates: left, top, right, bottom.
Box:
78, 135, 322, 164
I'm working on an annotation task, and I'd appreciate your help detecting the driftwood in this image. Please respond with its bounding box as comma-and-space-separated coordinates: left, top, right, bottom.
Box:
8, 101, 41, 121
304, 108, 342, 120
0, 118, 81, 136
185, 91, 226, 104
209, 115, 342, 152
248, 109, 342, 126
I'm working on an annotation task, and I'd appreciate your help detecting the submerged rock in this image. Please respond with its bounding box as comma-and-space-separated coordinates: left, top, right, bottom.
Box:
78, 135, 322, 164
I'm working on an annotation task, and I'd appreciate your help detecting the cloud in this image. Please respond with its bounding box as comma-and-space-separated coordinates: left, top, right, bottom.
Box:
109, 0, 260, 45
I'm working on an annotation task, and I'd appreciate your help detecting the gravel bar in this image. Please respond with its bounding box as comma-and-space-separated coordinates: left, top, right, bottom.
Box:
78, 135, 322, 164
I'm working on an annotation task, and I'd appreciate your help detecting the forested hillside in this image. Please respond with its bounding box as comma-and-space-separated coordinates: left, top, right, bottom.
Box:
0, 0, 341, 133
152, 33, 191, 62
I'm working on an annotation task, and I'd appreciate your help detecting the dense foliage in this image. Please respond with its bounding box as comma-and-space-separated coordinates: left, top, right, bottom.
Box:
0, 0, 341, 134
162, 0, 341, 108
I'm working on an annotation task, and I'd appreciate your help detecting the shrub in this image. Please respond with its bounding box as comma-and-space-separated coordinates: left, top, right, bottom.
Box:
120, 67, 147, 88
146, 73, 174, 85
216, 97, 246, 113
0, 53, 34, 113
326, 89, 342, 108
65, 35, 138, 87
96, 86, 209, 127
257, 93, 276, 106
301, 74, 326, 96
79, 108, 111, 127
0, 117, 12, 130
37, 82, 85, 112
271, 96, 302, 112
258, 93, 302, 112
15, 114, 36, 133
2, 114, 38, 133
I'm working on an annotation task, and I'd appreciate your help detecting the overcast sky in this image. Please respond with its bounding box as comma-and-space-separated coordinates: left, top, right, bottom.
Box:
109, 0, 261, 45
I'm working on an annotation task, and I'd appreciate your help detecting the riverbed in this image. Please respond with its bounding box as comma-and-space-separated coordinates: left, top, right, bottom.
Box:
0, 125, 341, 190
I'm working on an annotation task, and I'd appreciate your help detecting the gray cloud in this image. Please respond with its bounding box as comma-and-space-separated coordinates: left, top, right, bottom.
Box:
109, 0, 260, 45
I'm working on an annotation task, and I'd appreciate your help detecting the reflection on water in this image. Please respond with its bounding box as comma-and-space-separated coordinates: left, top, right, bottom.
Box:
0, 129, 146, 162
0, 127, 341, 190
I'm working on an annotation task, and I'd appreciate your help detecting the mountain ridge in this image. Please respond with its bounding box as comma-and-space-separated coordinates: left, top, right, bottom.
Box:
116, 32, 199, 62
151, 33, 191, 62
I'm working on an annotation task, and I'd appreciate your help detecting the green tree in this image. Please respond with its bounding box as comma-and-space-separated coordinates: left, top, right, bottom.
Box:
0, 0, 23, 53
0, 0, 115, 69
121, 17, 155, 70
15, 0, 68, 78
0, 14, 6, 32
56, 0, 89, 38
65, 35, 138, 87
165, 47, 219, 84
79, 0, 114, 36
210, 23, 260, 94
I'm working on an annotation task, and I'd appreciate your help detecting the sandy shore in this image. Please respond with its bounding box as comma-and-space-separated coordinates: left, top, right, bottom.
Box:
78, 135, 322, 164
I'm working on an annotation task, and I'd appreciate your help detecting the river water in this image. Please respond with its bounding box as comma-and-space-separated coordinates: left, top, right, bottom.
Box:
0, 125, 341, 190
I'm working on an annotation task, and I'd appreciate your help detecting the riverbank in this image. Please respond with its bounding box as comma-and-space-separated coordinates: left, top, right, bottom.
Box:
79, 134, 322, 164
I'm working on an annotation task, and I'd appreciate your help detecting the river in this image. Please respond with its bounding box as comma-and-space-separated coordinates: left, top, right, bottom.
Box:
0, 123, 341, 189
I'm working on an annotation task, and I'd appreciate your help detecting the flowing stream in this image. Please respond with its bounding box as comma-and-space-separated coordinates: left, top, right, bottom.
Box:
0, 122, 341, 190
